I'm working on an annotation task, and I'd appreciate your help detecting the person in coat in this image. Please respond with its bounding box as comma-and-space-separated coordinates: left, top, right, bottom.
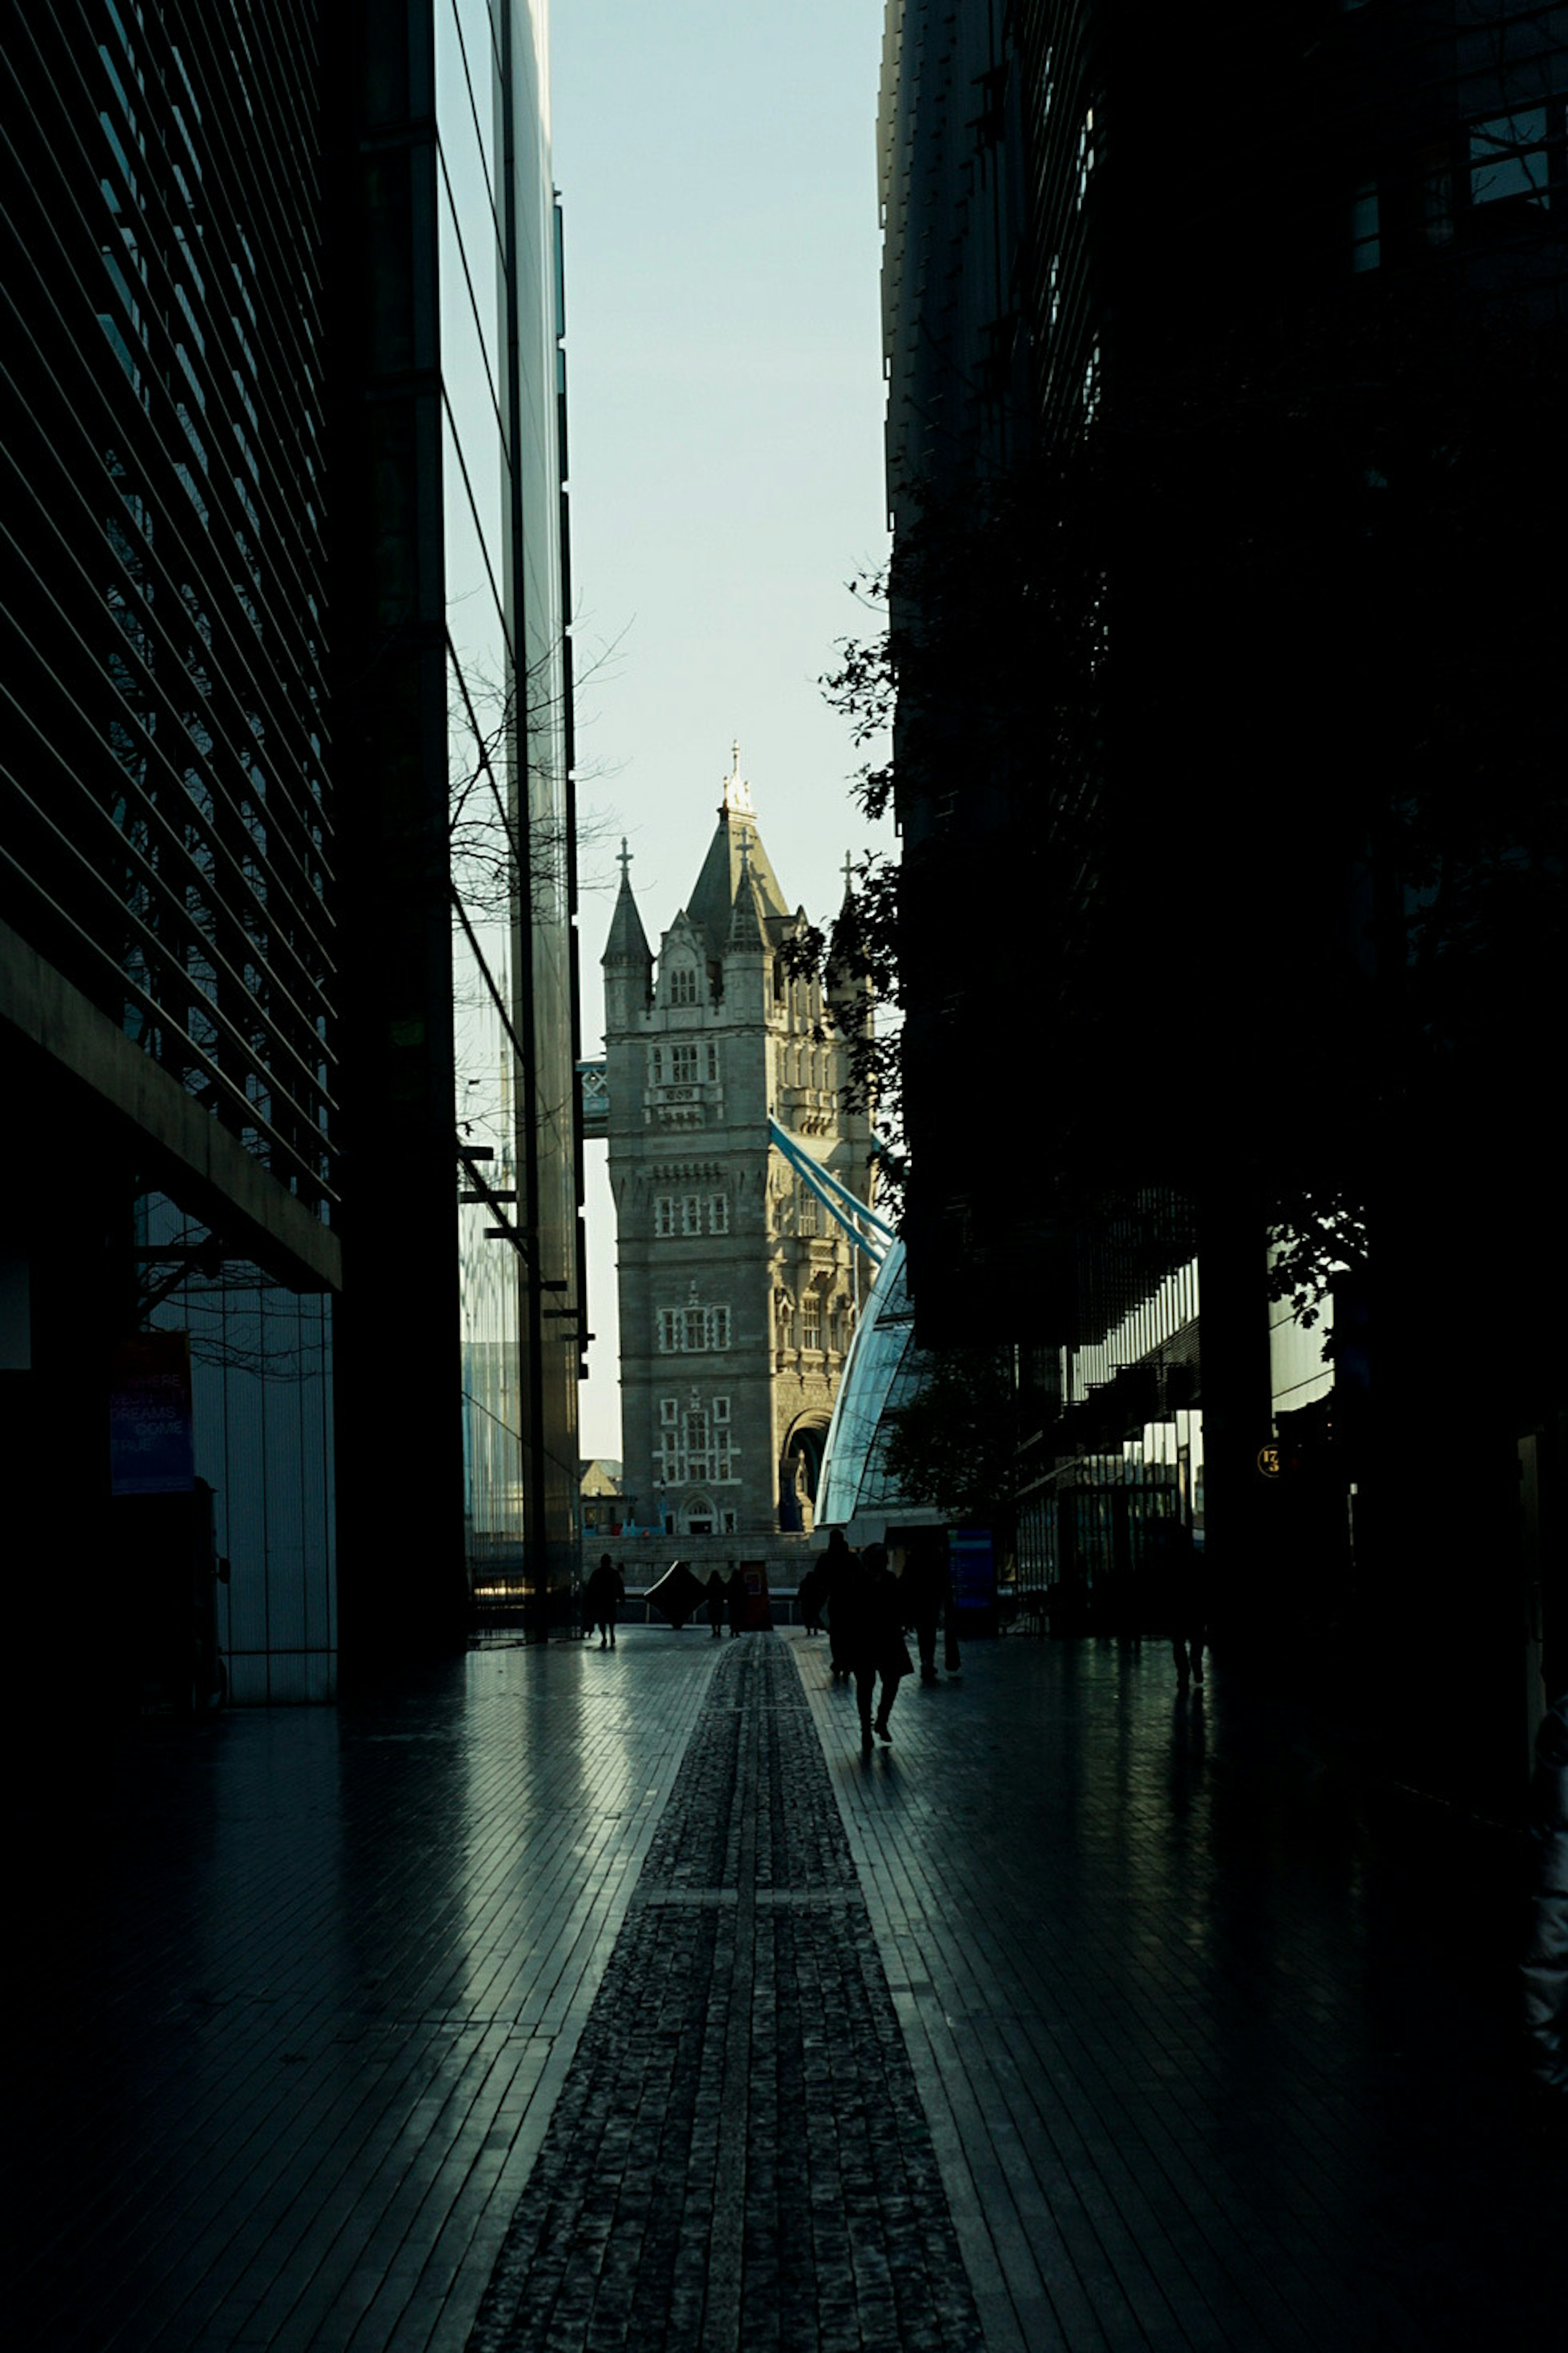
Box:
1163, 1517, 1207, 1691
836, 1542, 909, 1753
706, 1568, 727, 1638
1524, 1689, 1568, 2118
585, 1553, 624, 1649
903, 1535, 958, 1682
819, 1528, 858, 1679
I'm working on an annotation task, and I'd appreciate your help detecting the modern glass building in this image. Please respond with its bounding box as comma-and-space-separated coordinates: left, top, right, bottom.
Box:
877, 0, 1568, 1794
2, 3, 343, 1702
305, 0, 586, 1655
2, 5, 341, 1247
0, 1, 584, 1696
430, 4, 585, 1612
815, 1240, 926, 1540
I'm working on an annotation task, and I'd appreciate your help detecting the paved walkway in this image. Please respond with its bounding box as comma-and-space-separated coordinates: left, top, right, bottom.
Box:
12, 1630, 1566, 2351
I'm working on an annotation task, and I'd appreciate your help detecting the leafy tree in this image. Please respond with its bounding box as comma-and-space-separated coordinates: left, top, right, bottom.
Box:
875, 1346, 1021, 1533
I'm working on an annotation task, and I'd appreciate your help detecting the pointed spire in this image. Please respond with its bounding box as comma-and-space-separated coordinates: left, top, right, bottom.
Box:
720, 741, 756, 818
826, 858, 870, 1004
687, 760, 790, 958
602, 837, 653, 968
726, 853, 770, 955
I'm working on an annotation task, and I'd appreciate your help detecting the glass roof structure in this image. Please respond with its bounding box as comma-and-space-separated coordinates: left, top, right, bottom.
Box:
816, 1239, 940, 1529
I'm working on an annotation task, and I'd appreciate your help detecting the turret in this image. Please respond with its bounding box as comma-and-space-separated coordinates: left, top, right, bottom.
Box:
720, 833, 773, 1027
601, 839, 653, 1030
601, 746, 861, 1560
825, 858, 874, 1038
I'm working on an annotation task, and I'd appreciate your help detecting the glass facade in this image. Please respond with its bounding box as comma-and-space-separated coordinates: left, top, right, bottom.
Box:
1015, 1415, 1204, 1631
441, 0, 527, 1582
1, 2, 584, 1691
2, 4, 342, 1702
2, 4, 337, 1219
141, 1194, 336, 1702
437, 0, 581, 1608
816, 1242, 927, 1530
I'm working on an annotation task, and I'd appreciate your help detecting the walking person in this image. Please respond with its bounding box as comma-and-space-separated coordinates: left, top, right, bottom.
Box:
586, 1553, 624, 1649
1164, 1517, 1206, 1690
904, 1535, 958, 1682
838, 1542, 911, 1755
706, 1568, 726, 1638
820, 1527, 859, 1679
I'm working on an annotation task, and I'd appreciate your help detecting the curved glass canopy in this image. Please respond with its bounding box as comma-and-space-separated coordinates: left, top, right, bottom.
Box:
815, 1239, 934, 1527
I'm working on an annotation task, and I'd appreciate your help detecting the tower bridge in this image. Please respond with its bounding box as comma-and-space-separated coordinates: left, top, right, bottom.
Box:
600, 752, 878, 1544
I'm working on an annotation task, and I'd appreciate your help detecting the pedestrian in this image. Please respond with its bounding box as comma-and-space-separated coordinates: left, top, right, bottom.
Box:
797, 1558, 824, 1635
819, 1528, 859, 1679
1524, 1688, 1568, 2128
725, 1559, 744, 1637
904, 1535, 958, 1682
585, 1553, 624, 1649
1164, 1517, 1206, 1690
706, 1568, 726, 1638
837, 1542, 910, 1754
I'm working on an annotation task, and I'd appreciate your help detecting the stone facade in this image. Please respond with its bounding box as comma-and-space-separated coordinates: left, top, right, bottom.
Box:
603, 758, 873, 1543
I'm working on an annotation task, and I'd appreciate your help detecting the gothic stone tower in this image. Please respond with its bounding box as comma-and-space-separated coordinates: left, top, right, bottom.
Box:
603, 755, 873, 1545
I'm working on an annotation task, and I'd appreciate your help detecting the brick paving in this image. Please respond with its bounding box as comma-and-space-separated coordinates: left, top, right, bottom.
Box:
467, 1640, 981, 2353
13, 1640, 719, 2353
11, 1624, 1568, 2352
800, 1631, 1568, 2353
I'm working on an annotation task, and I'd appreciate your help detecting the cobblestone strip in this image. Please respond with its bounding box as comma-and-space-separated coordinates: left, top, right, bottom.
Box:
467, 1639, 985, 2353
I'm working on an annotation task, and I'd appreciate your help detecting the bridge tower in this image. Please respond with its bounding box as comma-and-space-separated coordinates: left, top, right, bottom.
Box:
601, 752, 874, 1546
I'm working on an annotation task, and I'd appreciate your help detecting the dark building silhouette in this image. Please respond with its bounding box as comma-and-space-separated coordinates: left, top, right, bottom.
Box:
878, 0, 1568, 1802
0, 2, 584, 1698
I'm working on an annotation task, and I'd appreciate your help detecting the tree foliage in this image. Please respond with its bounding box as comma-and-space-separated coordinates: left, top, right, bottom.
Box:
876, 1346, 1020, 1528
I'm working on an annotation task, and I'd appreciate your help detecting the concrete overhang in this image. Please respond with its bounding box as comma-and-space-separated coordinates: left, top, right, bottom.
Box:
1, 919, 343, 1293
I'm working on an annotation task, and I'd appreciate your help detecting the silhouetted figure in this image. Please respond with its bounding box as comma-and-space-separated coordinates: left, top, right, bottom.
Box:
706, 1569, 726, 1638
725, 1560, 744, 1637
796, 1558, 825, 1635
837, 1543, 909, 1753
586, 1553, 624, 1649
904, 1536, 958, 1681
1524, 1690, 1568, 2122
1164, 1519, 1206, 1690
820, 1529, 859, 1679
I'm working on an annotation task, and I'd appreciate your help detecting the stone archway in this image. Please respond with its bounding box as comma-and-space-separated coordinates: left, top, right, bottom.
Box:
779, 1413, 831, 1532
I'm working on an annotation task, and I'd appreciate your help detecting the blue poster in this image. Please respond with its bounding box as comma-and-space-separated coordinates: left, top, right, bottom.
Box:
109, 1332, 195, 1495
949, 1526, 996, 1613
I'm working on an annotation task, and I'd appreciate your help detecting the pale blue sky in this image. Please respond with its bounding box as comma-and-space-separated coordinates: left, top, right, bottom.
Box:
550, 1, 892, 1458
